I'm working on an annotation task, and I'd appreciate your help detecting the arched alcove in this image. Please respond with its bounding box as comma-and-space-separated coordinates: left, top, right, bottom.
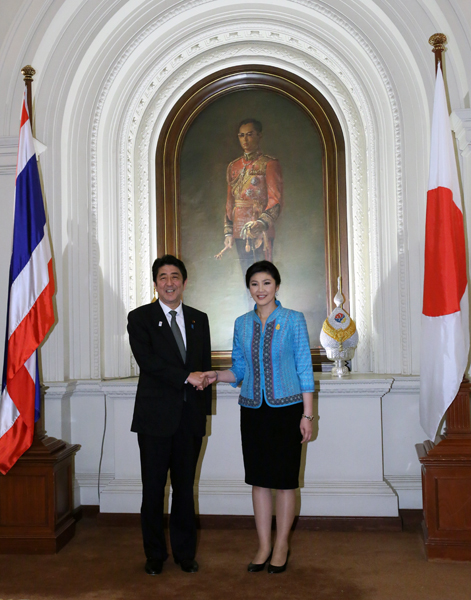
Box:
124, 35, 382, 375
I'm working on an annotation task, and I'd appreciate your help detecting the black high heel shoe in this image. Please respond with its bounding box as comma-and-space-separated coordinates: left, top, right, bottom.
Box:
267, 550, 290, 574
247, 550, 273, 572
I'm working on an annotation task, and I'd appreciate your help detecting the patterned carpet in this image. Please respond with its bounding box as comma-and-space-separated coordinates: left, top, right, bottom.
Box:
1, 516, 471, 600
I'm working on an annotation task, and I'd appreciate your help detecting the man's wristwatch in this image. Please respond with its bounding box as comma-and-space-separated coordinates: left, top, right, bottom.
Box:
302, 414, 314, 422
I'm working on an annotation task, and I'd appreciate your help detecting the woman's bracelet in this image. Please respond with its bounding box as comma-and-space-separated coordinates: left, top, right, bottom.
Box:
302, 414, 314, 422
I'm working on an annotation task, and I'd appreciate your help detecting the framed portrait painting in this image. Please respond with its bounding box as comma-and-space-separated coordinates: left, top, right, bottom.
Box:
156, 67, 347, 370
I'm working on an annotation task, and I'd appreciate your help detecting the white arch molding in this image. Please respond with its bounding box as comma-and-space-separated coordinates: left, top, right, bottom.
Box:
97, 38, 404, 378
129, 47, 373, 373
43, 1, 420, 381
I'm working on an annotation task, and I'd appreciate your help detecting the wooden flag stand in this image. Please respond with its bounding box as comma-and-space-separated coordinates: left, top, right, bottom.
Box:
416, 378, 471, 560
0, 415, 80, 553
0, 66, 80, 554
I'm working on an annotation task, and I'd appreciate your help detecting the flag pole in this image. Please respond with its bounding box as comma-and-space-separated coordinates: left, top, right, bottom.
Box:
20, 65, 48, 442
426, 34, 470, 438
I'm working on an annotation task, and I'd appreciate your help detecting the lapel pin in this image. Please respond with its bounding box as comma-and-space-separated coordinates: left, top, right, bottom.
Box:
159, 321, 162, 327
191, 320, 195, 329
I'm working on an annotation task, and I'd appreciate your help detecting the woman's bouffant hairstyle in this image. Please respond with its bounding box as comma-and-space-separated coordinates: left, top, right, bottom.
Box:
245, 260, 281, 289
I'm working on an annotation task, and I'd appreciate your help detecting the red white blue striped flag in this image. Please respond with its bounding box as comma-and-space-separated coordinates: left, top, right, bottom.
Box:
419, 65, 469, 439
0, 87, 55, 474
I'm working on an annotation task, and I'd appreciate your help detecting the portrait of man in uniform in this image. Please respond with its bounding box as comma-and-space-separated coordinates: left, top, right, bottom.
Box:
178, 89, 327, 351
221, 119, 283, 275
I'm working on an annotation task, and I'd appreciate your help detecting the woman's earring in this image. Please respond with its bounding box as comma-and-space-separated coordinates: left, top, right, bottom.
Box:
151, 287, 157, 303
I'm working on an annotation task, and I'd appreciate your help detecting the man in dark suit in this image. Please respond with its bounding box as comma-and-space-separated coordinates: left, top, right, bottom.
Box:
127, 255, 212, 575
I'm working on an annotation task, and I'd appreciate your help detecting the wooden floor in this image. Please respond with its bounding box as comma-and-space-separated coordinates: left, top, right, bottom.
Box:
1, 513, 471, 600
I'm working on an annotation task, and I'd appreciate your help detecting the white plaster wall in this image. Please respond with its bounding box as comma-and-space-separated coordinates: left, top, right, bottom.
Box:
1, 0, 471, 515
46, 376, 406, 515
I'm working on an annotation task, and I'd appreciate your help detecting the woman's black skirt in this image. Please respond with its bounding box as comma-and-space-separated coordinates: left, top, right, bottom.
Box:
240, 397, 303, 490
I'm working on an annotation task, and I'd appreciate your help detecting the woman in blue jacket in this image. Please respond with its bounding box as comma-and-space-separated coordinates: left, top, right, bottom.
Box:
204, 260, 315, 574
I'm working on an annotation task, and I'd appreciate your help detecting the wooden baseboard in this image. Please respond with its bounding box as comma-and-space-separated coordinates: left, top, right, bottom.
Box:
292, 515, 402, 532
83, 507, 408, 532
399, 509, 423, 531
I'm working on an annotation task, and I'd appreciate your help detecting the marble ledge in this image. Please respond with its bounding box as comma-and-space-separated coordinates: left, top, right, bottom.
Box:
43, 374, 424, 399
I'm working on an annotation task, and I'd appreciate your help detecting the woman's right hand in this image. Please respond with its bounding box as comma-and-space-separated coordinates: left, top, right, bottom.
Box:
300, 418, 313, 443
201, 369, 236, 386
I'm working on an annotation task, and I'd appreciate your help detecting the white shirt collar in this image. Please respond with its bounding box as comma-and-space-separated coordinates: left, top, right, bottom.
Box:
159, 300, 183, 318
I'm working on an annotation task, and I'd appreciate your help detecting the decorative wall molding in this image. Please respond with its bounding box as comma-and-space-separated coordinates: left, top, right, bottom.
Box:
388, 376, 420, 395
76, 472, 115, 507
316, 375, 394, 397
216, 376, 395, 397
0, 136, 17, 175
82, 2, 406, 377
98, 478, 399, 516
18, 0, 426, 382
125, 37, 379, 374
44, 380, 105, 398
291, 1, 411, 373
384, 475, 422, 510
452, 109, 471, 158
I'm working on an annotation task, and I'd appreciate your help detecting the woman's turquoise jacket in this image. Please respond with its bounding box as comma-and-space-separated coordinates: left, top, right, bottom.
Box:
229, 301, 315, 408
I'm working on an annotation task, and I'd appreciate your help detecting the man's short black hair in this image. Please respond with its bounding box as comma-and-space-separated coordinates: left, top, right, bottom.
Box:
245, 260, 281, 288
238, 118, 263, 133
152, 255, 188, 283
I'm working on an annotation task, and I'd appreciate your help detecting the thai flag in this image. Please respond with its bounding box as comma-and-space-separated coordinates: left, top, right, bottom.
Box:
0, 88, 55, 474
419, 65, 469, 439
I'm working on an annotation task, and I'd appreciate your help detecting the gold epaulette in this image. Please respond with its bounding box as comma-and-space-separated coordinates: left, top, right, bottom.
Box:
228, 156, 243, 168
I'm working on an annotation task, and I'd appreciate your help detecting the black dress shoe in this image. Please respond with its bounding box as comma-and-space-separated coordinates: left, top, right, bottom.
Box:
267, 550, 290, 574
145, 558, 163, 575
175, 558, 199, 573
247, 550, 272, 572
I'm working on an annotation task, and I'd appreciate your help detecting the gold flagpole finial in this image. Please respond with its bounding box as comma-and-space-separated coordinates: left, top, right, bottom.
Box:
429, 34, 447, 74
21, 65, 36, 82
428, 33, 447, 53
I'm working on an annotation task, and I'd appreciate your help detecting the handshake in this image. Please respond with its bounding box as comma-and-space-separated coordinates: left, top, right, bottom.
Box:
187, 371, 218, 391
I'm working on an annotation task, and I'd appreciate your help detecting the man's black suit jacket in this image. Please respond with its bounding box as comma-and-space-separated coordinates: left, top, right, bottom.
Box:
127, 301, 212, 438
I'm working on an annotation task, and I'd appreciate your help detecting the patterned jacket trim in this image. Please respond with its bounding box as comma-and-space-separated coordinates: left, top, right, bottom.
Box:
239, 393, 303, 408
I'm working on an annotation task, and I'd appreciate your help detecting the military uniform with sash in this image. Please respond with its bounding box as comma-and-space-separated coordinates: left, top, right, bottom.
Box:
225, 150, 283, 268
